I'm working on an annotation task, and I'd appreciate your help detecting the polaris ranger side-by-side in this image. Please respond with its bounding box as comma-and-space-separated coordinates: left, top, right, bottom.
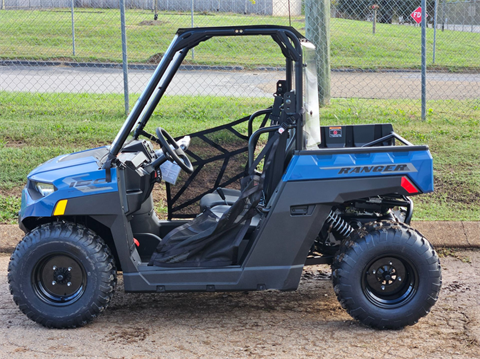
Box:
9, 26, 441, 329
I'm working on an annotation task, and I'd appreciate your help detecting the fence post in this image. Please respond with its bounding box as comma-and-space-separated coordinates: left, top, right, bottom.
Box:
442, 0, 446, 31
305, 0, 331, 106
191, 0, 195, 60
433, 0, 438, 63
471, 0, 476, 33
372, 5, 379, 35
71, 0, 76, 56
120, 0, 130, 115
421, 0, 427, 121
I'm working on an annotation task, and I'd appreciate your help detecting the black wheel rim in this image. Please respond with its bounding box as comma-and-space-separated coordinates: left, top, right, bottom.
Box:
32, 253, 87, 306
362, 256, 418, 309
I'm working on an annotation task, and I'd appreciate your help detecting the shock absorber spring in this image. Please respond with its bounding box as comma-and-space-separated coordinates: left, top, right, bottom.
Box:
326, 211, 354, 238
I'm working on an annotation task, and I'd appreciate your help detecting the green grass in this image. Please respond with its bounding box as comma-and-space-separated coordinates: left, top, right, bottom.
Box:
331, 20, 480, 71
0, 195, 20, 223
0, 9, 479, 70
0, 92, 479, 223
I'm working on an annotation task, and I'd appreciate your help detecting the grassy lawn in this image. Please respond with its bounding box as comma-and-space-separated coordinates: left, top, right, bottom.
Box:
0, 9, 479, 70
0, 92, 479, 223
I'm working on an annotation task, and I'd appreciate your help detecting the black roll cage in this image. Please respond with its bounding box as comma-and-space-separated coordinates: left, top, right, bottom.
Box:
103, 25, 308, 171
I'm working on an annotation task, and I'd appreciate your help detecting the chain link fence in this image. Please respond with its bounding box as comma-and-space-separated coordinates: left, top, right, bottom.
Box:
442, 0, 480, 32
330, 0, 479, 120
0, 0, 479, 122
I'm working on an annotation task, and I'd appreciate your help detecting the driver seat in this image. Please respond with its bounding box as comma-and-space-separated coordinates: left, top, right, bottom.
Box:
200, 123, 290, 215
199, 92, 290, 213
149, 126, 287, 267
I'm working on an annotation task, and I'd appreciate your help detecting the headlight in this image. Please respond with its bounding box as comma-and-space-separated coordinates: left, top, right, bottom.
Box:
35, 182, 56, 197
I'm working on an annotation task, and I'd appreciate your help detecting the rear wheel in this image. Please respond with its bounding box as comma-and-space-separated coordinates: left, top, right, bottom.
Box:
8, 222, 117, 328
332, 221, 441, 329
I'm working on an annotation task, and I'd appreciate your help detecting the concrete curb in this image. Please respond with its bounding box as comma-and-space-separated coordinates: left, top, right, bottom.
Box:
0, 221, 478, 254
0, 60, 245, 72
3, 60, 463, 73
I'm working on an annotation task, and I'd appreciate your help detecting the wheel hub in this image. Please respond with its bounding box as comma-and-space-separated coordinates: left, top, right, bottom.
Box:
367, 257, 406, 295
361, 255, 418, 309
33, 254, 86, 305
375, 264, 396, 285
53, 267, 72, 285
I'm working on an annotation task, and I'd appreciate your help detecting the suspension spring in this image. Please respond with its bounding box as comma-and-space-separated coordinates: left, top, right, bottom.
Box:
326, 211, 354, 238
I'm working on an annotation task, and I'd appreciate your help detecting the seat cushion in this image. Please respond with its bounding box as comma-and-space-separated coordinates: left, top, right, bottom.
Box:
199, 188, 241, 212
210, 205, 261, 227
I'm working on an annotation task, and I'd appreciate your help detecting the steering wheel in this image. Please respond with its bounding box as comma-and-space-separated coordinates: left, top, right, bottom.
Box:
155, 127, 194, 174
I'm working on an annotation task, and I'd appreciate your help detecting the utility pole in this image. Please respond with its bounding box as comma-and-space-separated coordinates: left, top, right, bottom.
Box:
305, 0, 331, 106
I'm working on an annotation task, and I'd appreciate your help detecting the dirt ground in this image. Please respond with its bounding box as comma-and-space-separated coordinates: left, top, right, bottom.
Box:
1, 250, 479, 359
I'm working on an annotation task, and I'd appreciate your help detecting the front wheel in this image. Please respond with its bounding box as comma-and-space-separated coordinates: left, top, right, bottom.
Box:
8, 222, 117, 328
332, 221, 442, 329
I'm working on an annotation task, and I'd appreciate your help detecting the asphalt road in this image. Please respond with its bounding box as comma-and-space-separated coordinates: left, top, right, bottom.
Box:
1, 65, 479, 100
1, 251, 480, 359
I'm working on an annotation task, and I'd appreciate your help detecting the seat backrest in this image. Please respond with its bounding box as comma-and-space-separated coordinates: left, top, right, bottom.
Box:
250, 104, 293, 204
263, 130, 288, 203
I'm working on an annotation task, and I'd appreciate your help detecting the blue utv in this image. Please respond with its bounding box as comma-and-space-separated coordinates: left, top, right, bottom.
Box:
8, 26, 441, 329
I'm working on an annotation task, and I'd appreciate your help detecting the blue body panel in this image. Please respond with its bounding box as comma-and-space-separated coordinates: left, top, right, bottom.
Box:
20, 147, 118, 220
283, 149, 434, 193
